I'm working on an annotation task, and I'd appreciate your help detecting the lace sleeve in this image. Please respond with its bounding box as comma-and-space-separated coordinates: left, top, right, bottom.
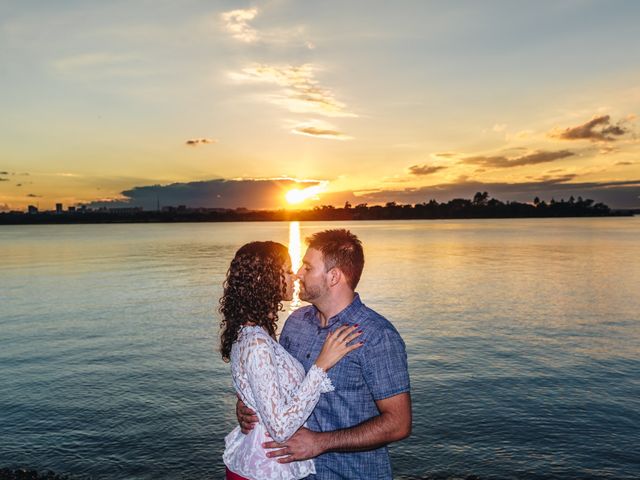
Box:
244, 339, 333, 443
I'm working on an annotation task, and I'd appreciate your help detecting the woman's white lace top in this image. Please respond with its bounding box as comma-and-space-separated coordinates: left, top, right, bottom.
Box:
223, 325, 334, 480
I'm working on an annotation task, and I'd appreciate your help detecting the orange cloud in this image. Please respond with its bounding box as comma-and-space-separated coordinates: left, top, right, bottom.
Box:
185, 138, 218, 146
408, 164, 448, 176
460, 150, 574, 168
291, 121, 351, 140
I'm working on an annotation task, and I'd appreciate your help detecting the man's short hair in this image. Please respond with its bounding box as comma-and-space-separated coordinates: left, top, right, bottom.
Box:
306, 229, 364, 290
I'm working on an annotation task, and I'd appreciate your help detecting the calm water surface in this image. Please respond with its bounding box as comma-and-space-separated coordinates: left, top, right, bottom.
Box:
1, 219, 639, 479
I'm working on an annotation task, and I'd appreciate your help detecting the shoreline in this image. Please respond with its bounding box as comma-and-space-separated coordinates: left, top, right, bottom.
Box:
0, 468, 488, 480
3, 194, 636, 225
0, 470, 71, 480
0, 210, 634, 226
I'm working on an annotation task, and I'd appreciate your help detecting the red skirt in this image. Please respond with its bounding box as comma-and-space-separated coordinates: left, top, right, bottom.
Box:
226, 466, 251, 480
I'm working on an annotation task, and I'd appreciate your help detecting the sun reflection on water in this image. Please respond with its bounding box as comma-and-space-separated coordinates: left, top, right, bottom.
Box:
288, 221, 302, 311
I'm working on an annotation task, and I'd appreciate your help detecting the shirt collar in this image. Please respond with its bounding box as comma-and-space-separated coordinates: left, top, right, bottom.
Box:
308, 293, 363, 329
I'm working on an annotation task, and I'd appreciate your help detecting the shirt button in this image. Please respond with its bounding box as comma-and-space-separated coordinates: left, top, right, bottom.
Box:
306, 353, 311, 359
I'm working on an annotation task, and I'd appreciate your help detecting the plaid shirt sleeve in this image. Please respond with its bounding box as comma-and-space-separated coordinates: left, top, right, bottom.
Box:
361, 326, 410, 401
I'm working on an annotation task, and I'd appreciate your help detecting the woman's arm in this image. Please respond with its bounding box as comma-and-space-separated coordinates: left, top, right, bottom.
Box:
244, 339, 332, 443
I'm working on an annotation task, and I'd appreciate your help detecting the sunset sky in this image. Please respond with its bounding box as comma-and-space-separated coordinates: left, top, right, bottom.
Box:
1, 0, 639, 211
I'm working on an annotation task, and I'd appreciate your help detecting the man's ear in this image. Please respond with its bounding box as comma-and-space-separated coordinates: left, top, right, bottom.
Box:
328, 267, 342, 287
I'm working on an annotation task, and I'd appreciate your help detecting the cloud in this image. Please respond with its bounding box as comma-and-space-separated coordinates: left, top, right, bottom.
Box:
598, 144, 619, 155
515, 130, 534, 139
616, 161, 635, 166
531, 173, 578, 183
52, 53, 145, 78
0, 171, 8, 175
493, 124, 507, 132
408, 164, 448, 176
551, 115, 629, 142
103, 177, 640, 209
434, 152, 457, 158
382, 176, 415, 184
27, 193, 41, 198
460, 150, 574, 169
291, 120, 351, 140
220, 7, 313, 48
0, 178, 8, 182
185, 138, 218, 146
292, 126, 348, 140
83, 178, 324, 210
221, 8, 259, 43
0, 203, 10, 212
230, 63, 355, 117
46, 172, 82, 178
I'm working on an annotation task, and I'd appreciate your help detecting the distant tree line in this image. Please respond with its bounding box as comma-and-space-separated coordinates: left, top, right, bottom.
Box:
297, 192, 619, 221
0, 193, 632, 225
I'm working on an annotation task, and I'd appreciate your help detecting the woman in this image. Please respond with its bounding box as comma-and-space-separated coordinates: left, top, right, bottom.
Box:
220, 241, 362, 480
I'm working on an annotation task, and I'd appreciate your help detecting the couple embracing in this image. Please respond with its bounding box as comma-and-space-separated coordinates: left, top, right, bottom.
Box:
219, 229, 412, 479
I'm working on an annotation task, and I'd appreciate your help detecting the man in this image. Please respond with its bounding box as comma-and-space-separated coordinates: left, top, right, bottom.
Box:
237, 229, 411, 479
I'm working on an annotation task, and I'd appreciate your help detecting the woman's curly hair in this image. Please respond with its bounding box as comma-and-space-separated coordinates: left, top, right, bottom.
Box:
219, 241, 290, 362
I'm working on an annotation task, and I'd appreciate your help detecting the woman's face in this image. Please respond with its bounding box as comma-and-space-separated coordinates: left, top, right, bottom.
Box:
282, 257, 295, 301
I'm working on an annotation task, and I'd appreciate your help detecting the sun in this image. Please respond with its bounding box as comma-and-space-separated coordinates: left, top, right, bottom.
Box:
285, 184, 327, 205
286, 189, 307, 204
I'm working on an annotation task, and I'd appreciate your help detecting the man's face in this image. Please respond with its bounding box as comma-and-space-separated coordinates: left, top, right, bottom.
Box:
297, 247, 330, 303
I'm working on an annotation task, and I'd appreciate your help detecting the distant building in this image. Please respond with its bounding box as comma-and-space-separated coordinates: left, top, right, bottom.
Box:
56, 203, 63, 214
27, 205, 38, 214
108, 207, 143, 215
68, 206, 76, 212
162, 205, 187, 212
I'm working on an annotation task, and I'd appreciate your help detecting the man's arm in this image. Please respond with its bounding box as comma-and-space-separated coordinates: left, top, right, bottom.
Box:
263, 392, 411, 463
236, 396, 258, 434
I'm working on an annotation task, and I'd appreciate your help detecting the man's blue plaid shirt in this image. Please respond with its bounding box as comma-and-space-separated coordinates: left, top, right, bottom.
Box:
280, 294, 411, 479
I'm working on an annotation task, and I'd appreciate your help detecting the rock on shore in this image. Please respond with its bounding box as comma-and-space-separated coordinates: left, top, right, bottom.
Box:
0, 470, 70, 480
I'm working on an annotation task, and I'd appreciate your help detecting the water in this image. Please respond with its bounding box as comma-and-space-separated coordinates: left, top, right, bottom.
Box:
1, 219, 639, 479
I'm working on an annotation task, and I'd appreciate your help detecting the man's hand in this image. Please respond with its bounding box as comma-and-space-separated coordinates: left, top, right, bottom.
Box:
262, 428, 324, 463
236, 397, 258, 434
263, 392, 411, 459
